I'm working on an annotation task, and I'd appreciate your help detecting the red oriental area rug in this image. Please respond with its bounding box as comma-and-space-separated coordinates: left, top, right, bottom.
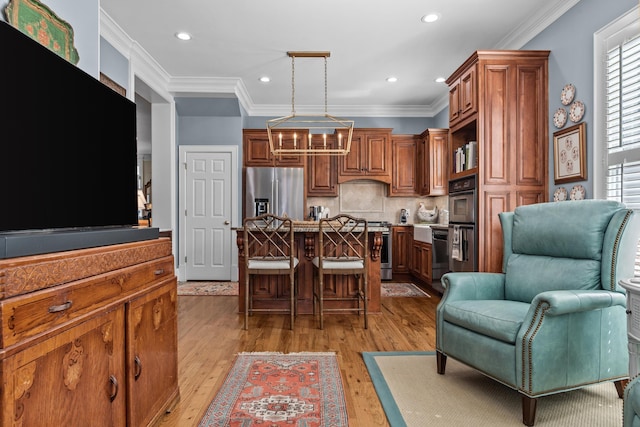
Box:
198, 352, 348, 427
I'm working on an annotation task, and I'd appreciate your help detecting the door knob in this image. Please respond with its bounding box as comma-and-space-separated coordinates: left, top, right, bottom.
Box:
224, 220, 230, 225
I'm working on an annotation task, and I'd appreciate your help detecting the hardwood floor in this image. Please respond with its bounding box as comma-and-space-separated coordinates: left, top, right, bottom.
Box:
157, 285, 441, 426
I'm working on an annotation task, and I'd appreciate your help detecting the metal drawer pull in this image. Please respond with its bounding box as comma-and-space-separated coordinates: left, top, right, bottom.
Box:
154, 269, 165, 275
134, 356, 142, 380
48, 301, 72, 313
109, 375, 119, 402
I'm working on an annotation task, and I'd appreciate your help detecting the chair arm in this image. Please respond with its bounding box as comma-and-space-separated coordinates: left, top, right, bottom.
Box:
624, 375, 640, 427
440, 272, 506, 302
530, 290, 626, 316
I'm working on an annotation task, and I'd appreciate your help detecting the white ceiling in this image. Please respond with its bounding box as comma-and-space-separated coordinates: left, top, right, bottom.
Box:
101, 0, 579, 118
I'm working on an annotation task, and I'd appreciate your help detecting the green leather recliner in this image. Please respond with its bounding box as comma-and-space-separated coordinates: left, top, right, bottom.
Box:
436, 200, 640, 426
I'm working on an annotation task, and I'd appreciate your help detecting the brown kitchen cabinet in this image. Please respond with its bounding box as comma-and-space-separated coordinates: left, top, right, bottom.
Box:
243, 129, 306, 167
307, 134, 338, 196
392, 226, 412, 275
410, 240, 432, 284
0, 238, 179, 427
389, 135, 418, 196
338, 128, 392, 184
418, 128, 449, 196
448, 64, 477, 127
446, 50, 549, 272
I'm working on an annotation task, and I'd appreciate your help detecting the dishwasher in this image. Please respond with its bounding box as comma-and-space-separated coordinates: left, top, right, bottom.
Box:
431, 228, 449, 292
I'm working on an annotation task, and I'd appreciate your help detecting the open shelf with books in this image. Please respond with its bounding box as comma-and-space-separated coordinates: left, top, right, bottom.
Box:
450, 120, 477, 179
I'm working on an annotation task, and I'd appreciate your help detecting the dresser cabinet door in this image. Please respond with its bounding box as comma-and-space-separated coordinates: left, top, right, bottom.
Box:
126, 279, 179, 427
1, 308, 126, 427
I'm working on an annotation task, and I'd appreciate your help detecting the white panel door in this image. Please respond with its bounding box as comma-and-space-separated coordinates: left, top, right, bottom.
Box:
184, 151, 232, 280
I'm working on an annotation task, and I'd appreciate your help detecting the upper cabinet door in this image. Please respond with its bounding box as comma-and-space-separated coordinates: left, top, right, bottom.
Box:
390, 135, 417, 197
307, 135, 338, 196
243, 129, 306, 167
448, 64, 477, 128
338, 129, 392, 184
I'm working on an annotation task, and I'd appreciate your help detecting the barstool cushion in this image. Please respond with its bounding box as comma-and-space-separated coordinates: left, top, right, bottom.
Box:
248, 258, 299, 270
312, 257, 364, 270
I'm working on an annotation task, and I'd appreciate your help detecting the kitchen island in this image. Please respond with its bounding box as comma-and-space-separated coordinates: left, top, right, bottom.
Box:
235, 223, 386, 315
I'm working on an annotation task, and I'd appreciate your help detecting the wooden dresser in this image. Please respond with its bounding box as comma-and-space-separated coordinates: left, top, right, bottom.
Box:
0, 238, 179, 427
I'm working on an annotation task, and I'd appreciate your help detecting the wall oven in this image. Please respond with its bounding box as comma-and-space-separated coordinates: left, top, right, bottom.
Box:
448, 175, 477, 272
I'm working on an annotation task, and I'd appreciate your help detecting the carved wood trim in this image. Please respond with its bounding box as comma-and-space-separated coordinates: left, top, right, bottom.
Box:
0, 240, 172, 299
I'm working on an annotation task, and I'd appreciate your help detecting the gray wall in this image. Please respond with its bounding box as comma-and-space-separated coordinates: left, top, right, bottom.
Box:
523, 0, 638, 198
100, 37, 129, 91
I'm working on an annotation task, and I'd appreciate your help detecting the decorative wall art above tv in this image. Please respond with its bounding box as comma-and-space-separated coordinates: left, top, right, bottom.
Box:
4, 0, 79, 64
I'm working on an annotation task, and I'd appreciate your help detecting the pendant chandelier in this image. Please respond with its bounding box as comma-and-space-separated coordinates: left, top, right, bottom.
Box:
267, 51, 354, 156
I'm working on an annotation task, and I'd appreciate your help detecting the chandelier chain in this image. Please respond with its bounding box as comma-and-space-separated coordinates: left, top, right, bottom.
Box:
267, 51, 353, 156
324, 56, 328, 114
291, 56, 296, 115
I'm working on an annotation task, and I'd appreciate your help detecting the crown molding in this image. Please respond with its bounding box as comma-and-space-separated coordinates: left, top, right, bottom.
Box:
101, 9, 172, 102
495, 0, 582, 49
101, 1, 577, 118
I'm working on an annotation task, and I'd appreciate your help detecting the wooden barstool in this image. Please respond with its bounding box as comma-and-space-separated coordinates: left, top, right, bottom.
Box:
312, 215, 368, 329
243, 214, 298, 330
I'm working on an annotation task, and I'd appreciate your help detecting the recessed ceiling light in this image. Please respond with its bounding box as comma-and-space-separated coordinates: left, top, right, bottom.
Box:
421, 13, 440, 23
435, 77, 446, 83
259, 76, 271, 83
386, 77, 398, 83
175, 32, 192, 41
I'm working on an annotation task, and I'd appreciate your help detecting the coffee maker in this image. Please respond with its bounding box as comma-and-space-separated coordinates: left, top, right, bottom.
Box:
309, 206, 328, 221
400, 208, 409, 224
255, 198, 269, 216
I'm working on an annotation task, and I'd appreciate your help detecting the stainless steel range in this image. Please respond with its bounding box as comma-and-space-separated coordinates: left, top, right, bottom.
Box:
368, 221, 392, 281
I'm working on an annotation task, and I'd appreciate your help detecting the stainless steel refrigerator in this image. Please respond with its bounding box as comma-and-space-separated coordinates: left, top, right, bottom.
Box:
245, 167, 305, 220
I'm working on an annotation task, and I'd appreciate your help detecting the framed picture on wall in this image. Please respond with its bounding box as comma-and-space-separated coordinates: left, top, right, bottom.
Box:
553, 122, 586, 184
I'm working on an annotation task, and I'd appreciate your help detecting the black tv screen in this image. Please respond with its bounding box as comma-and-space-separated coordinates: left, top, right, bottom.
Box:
0, 21, 138, 233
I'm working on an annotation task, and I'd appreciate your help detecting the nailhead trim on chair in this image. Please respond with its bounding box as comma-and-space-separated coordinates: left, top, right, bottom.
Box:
521, 302, 550, 393
609, 210, 632, 291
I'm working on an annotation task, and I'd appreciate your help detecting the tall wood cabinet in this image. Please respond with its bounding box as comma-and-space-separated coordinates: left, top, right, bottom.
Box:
446, 50, 549, 273
0, 238, 179, 427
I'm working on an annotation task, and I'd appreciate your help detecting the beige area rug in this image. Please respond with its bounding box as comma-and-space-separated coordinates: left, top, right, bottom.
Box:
177, 281, 430, 297
177, 281, 238, 296
363, 352, 622, 427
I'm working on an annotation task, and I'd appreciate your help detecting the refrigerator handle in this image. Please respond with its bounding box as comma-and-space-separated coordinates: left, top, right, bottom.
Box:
273, 177, 278, 215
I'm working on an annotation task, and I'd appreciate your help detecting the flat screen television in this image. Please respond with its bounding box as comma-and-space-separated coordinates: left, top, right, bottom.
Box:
0, 21, 158, 258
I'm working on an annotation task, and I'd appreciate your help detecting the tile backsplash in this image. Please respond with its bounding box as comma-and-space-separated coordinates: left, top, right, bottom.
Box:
307, 180, 448, 225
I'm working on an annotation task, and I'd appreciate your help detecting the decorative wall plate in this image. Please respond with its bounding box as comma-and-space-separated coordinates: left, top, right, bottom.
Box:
561, 83, 575, 106
5, 0, 79, 64
569, 101, 585, 122
570, 184, 586, 200
553, 108, 567, 128
553, 187, 568, 201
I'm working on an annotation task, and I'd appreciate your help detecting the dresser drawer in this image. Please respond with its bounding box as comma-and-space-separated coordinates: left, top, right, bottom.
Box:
0, 256, 174, 348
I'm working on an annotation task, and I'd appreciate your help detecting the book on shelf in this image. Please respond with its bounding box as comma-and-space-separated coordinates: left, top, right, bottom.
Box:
454, 141, 478, 173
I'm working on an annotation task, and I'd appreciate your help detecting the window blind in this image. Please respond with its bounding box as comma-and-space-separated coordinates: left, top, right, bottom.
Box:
606, 34, 640, 275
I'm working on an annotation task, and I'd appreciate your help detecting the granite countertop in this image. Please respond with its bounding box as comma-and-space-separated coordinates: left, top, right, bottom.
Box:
233, 224, 389, 232
397, 223, 450, 228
